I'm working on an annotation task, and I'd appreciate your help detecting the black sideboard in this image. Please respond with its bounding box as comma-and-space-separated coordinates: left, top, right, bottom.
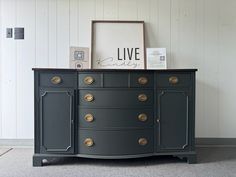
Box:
32, 68, 197, 166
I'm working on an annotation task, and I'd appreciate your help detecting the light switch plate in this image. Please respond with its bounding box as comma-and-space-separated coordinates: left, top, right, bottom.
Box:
14, 27, 24, 40
6, 28, 13, 38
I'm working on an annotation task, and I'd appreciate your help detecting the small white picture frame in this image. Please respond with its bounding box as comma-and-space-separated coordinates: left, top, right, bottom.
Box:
69, 47, 90, 69
146, 48, 167, 69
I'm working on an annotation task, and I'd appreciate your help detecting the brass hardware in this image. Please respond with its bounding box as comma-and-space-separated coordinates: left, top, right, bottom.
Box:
169, 76, 179, 84
138, 138, 148, 146
84, 114, 94, 122
51, 76, 62, 85
84, 138, 94, 147
84, 76, 94, 85
138, 113, 148, 122
84, 94, 94, 102
138, 94, 148, 102
138, 77, 148, 85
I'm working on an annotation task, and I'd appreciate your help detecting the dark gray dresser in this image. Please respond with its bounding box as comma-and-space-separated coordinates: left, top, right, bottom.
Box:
33, 68, 197, 166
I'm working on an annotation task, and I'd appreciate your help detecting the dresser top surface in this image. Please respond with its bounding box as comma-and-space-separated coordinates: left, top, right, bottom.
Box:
32, 68, 197, 72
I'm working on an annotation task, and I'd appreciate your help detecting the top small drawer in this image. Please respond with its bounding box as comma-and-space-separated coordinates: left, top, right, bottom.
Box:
130, 73, 154, 88
78, 72, 154, 88
79, 73, 102, 88
39, 72, 76, 87
156, 73, 191, 87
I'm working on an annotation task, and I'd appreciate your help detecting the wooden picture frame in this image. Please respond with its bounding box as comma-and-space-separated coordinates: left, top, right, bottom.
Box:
91, 20, 146, 69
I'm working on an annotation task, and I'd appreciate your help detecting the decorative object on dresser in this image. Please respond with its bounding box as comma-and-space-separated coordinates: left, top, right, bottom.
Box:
32, 68, 197, 166
70, 47, 90, 69
91, 21, 145, 69
146, 48, 167, 69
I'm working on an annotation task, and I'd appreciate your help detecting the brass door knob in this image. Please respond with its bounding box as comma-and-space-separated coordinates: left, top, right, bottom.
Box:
84, 138, 94, 147
169, 76, 179, 84
51, 76, 62, 85
138, 138, 148, 146
138, 94, 148, 102
84, 94, 94, 102
138, 113, 148, 122
84, 76, 94, 85
138, 77, 148, 85
84, 114, 94, 122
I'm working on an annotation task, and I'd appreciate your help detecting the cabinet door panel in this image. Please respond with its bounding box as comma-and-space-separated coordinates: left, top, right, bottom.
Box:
157, 90, 189, 151
39, 88, 75, 154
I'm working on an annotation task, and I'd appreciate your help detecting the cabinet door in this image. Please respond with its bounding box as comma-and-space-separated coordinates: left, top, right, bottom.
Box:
39, 88, 75, 154
157, 89, 190, 151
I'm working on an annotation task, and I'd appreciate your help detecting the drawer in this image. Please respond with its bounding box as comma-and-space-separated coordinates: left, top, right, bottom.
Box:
79, 90, 153, 107
78, 73, 102, 88
130, 72, 154, 88
78, 129, 154, 155
78, 108, 153, 128
40, 72, 76, 87
156, 73, 191, 87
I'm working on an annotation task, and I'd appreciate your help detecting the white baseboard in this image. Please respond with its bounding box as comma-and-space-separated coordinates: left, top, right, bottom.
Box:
0, 139, 33, 147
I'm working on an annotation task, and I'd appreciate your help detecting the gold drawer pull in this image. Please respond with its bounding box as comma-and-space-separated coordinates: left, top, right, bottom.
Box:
84, 94, 94, 102
169, 76, 179, 84
84, 76, 94, 85
138, 113, 148, 122
138, 94, 148, 102
138, 77, 148, 85
84, 138, 94, 147
51, 76, 62, 85
84, 114, 94, 122
138, 138, 148, 146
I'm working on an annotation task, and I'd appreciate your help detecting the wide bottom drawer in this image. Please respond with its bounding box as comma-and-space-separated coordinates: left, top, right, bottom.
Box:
78, 129, 154, 155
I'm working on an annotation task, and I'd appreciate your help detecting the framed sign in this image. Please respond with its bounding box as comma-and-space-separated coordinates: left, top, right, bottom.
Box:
91, 21, 146, 69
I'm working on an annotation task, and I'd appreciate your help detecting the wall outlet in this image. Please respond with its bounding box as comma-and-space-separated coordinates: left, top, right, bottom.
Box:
6, 28, 13, 38
14, 27, 24, 40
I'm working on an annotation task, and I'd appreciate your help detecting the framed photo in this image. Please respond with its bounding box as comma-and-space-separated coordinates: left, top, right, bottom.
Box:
69, 47, 89, 69
91, 20, 146, 69
146, 48, 167, 69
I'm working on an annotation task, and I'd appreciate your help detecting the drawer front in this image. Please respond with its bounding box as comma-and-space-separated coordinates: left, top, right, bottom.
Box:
79, 108, 153, 128
78, 73, 102, 88
79, 90, 153, 107
78, 129, 154, 155
103, 73, 128, 87
130, 72, 154, 88
157, 73, 191, 87
40, 72, 76, 87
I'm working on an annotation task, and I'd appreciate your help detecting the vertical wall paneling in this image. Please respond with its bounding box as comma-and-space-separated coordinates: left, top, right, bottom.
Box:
48, 0, 57, 67
148, 0, 159, 47
202, 0, 219, 137
95, 0, 104, 20
78, 0, 95, 49
194, 0, 206, 137
0, 0, 2, 138
1, 0, 17, 138
137, 0, 150, 47
16, 0, 36, 138
103, 0, 118, 20
57, 0, 70, 68
70, 0, 79, 46
118, 0, 137, 20
158, 0, 171, 67
36, 0, 49, 67
218, 0, 236, 137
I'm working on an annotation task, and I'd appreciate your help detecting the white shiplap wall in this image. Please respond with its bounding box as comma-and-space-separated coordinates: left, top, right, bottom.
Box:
1, 0, 236, 139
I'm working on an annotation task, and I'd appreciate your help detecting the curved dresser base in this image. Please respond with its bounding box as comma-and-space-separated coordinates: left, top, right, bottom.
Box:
33, 152, 197, 166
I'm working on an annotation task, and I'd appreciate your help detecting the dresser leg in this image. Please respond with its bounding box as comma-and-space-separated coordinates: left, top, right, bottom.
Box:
175, 154, 197, 164
33, 155, 43, 167
187, 154, 197, 164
